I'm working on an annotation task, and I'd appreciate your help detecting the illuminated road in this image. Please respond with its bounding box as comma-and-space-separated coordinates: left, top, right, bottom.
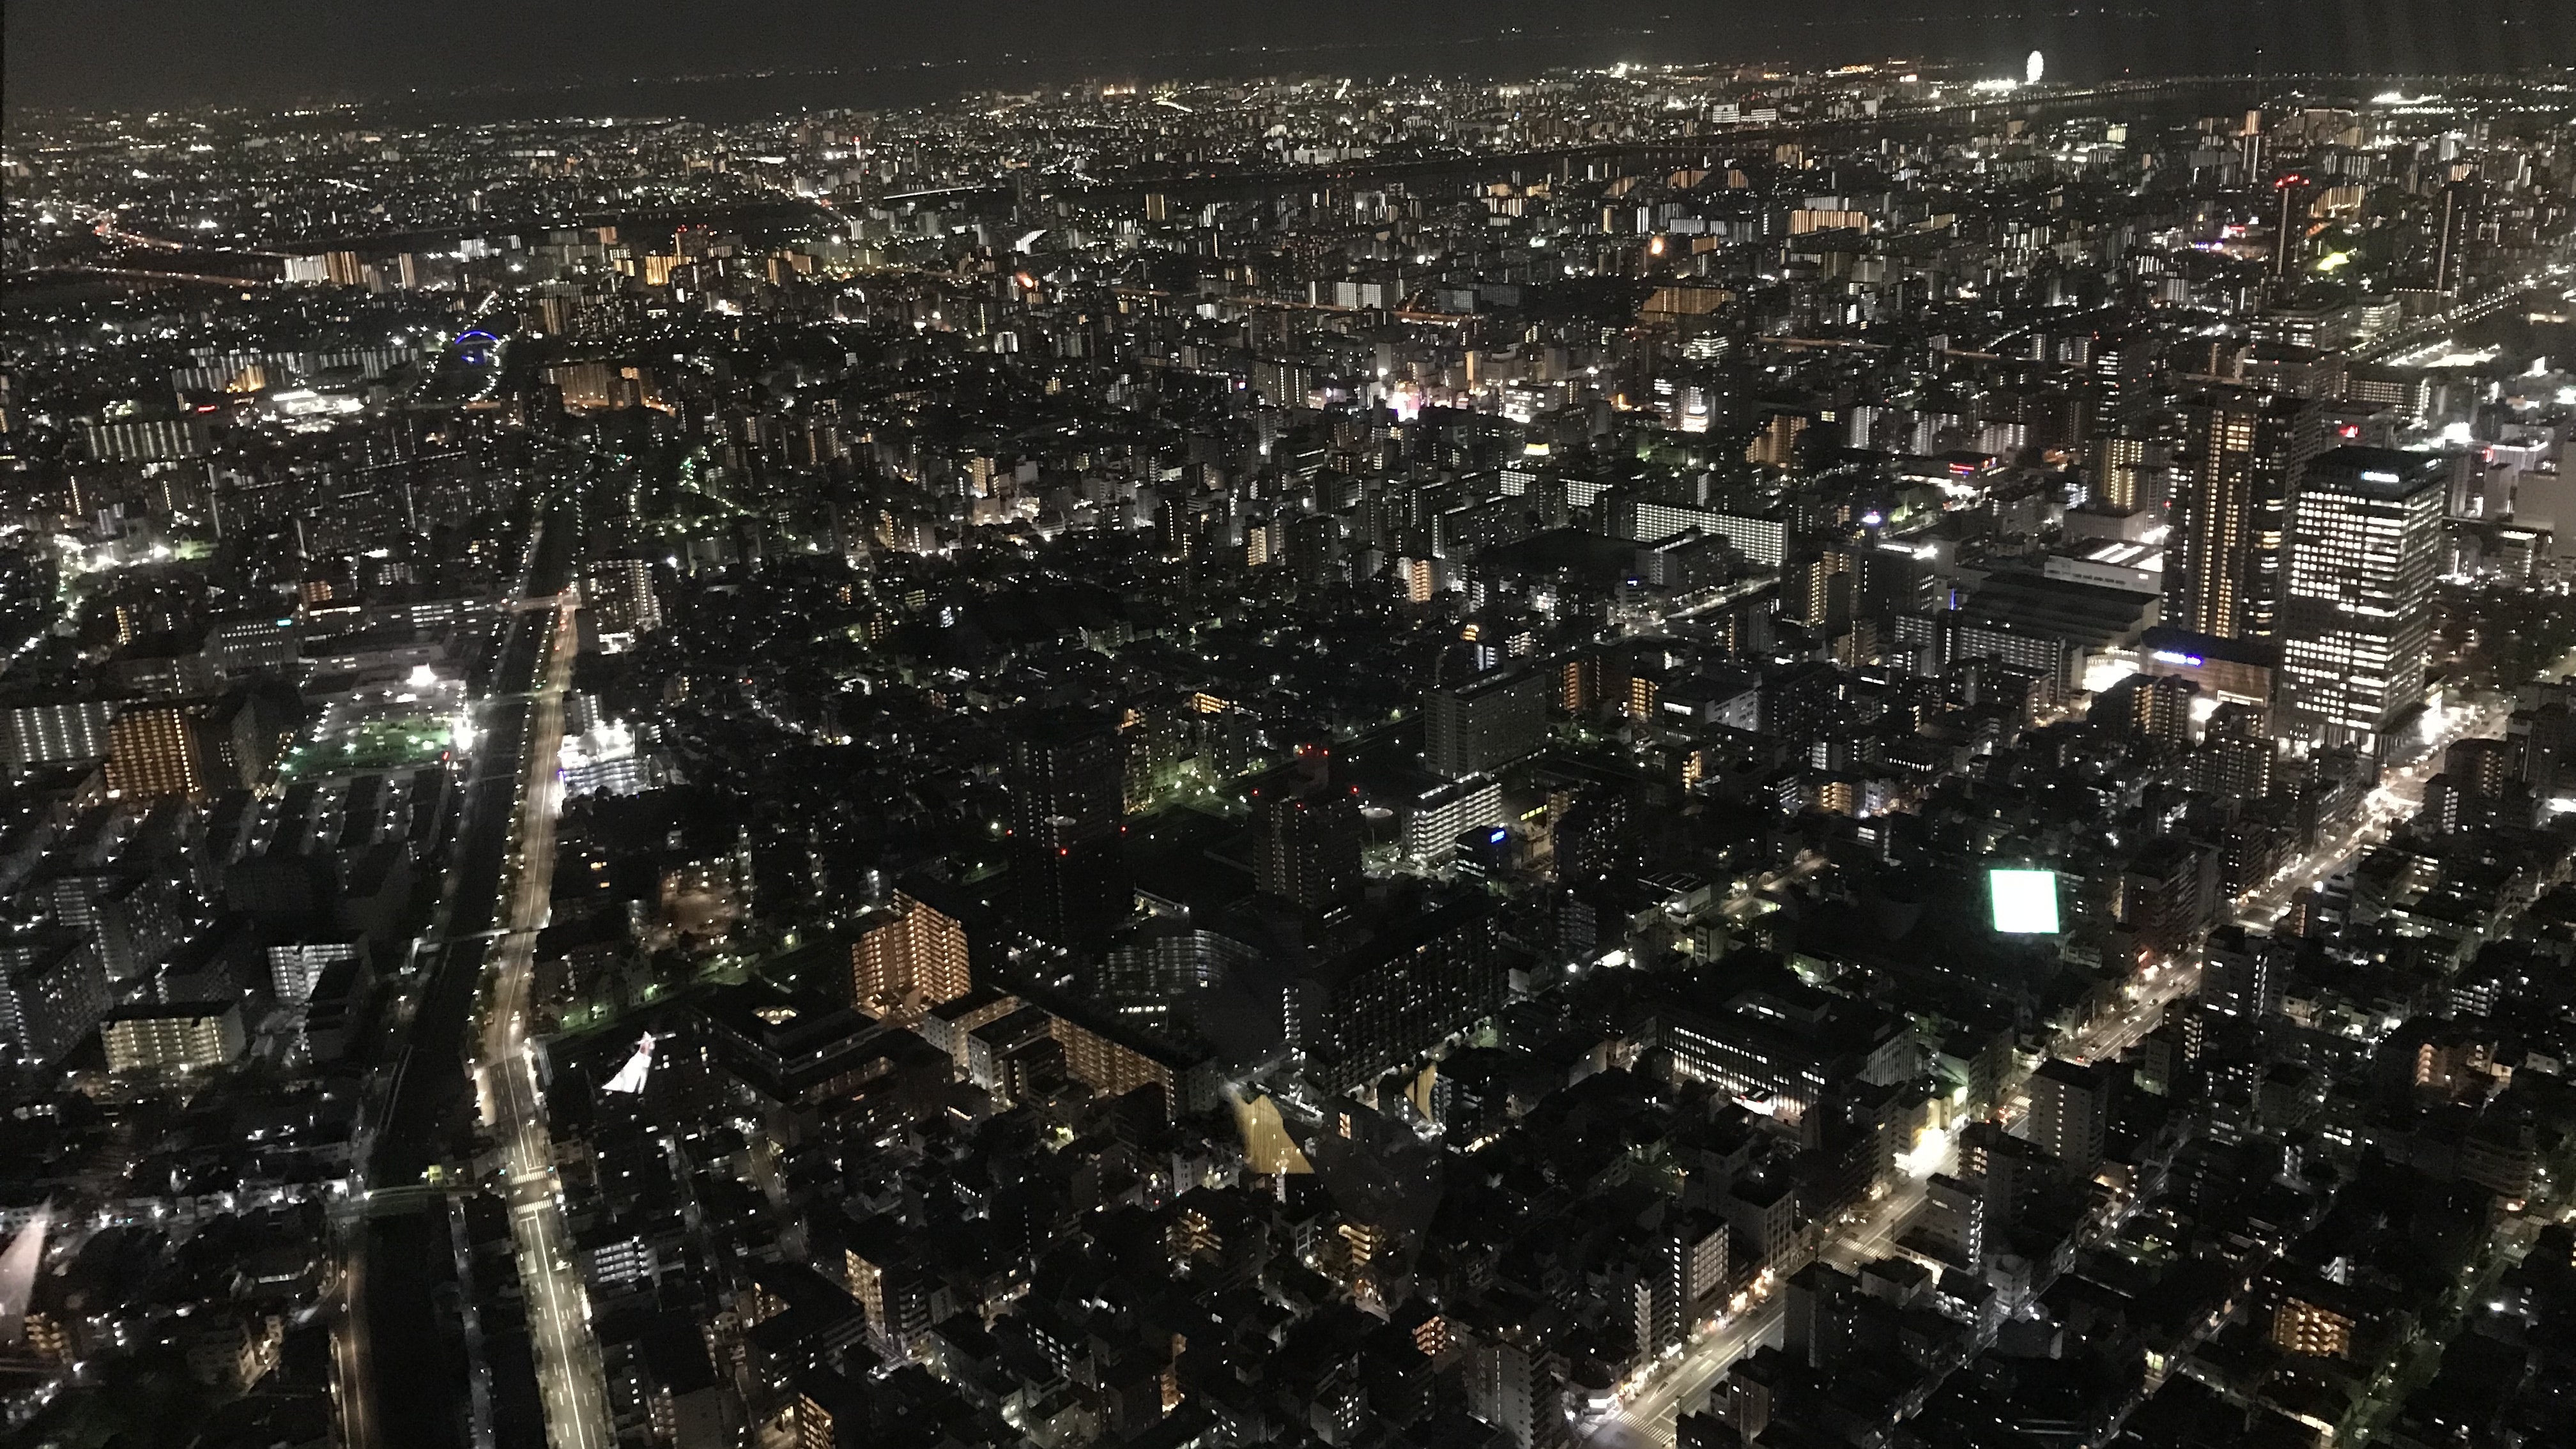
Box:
2051, 693, 2510, 1064
1627, 574, 1782, 636
1578, 694, 2520, 1446
472, 596, 611, 1449
2350, 266, 2563, 364
1581, 1300, 1784, 1448
2058, 962, 2204, 1067
1578, 1174, 1934, 1447
330, 1227, 375, 1449
334, 514, 574, 1449
2232, 692, 2510, 929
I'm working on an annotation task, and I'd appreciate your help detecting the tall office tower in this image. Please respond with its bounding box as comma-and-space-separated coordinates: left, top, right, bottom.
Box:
1004, 708, 1130, 951
2434, 180, 2483, 294
2168, 392, 2316, 641
104, 703, 210, 801
852, 889, 972, 1020
1424, 668, 1546, 781
2271, 174, 2306, 279
1253, 746, 1363, 915
2280, 447, 2448, 757
2025, 1057, 2110, 1180
2089, 338, 2153, 433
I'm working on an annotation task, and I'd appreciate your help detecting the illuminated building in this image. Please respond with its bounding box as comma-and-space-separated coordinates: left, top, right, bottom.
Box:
582, 558, 662, 647
0, 696, 118, 767
1652, 1212, 1729, 1350
913, 986, 1022, 1075
2271, 173, 2306, 278
0, 936, 112, 1068
1917, 1173, 1988, 1268
558, 722, 648, 797
1404, 775, 1503, 862
2272, 1292, 2357, 1359
2280, 447, 2446, 756
105, 703, 210, 801
1406, 556, 1435, 603
2024, 1058, 2110, 1179
2434, 179, 2483, 293
2166, 392, 2309, 641
77, 413, 212, 463
268, 937, 364, 1005
1659, 978, 1912, 1126
851, 889, 972, 1020
1048, 1011, 1181, 1108
102, 1000, 245, 1073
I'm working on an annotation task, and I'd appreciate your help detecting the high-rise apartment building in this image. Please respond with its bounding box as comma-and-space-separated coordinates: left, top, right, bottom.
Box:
268, 937, 365, 1005
2271, 174, 2306, 279
1293, 895, 1503, 1091
2168, 392, 2319, 641
2024, 1057, 2110, 1180
2434, 180, 2483, 293
2280, 447, 2447, 757
2168, 393, 2261, 640
2086, 431, 2170, 515
1252, 746, 1363, 915
102, 1001, 246, 1074
1424, 668, 1546, 781
1005, 709, 1130, 950
583, 558, 663, 643
0, 936, 112, 1067
852, 889, 972, 1020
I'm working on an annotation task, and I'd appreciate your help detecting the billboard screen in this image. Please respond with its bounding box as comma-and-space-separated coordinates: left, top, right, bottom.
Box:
1988, 868, 2062, 935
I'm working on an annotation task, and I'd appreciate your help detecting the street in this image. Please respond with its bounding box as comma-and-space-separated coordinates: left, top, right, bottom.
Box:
2233, 691, 2511, 929
473, 595, 614, 1449
1578, 1170, 1938, 1447
1567, 687, 2524, 1446
2058, 963, 2204, 1067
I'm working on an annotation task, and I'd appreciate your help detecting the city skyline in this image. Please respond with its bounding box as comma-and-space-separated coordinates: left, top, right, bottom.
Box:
9, 2, 2576, 114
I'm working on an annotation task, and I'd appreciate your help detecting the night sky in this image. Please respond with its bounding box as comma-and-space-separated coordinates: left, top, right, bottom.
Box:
6, 1, 2573, 114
